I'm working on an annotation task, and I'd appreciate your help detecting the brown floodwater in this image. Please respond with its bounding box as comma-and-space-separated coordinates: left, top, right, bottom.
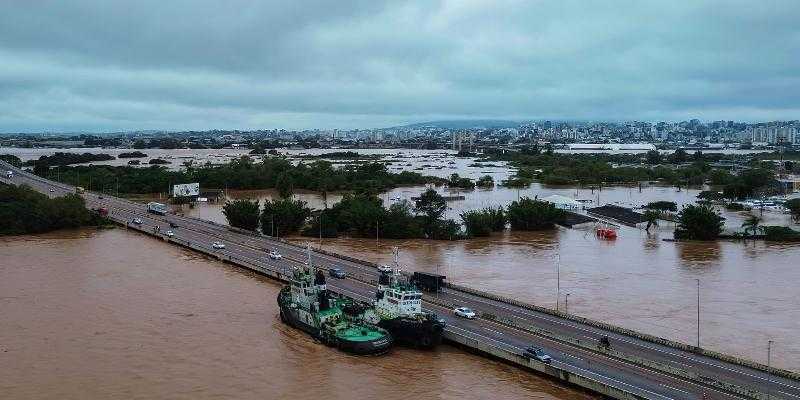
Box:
182, 183, 800, 372
0, 228, 596, 400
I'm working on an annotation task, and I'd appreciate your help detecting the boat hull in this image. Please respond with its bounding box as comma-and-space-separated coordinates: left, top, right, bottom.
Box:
379, 316, 444, 349
278, 295, 392, 356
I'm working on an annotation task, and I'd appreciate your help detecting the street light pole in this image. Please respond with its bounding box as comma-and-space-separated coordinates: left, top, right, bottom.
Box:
767, 340, 773, 400
556, 254, 561, 312
696, 278, 701, 348
565, 293, 570, 314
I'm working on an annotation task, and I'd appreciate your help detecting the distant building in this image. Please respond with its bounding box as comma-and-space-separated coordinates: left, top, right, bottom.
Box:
748, 126, 797, 145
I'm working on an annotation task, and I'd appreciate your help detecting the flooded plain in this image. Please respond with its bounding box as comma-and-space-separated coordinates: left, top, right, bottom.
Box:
183, 182, 800, 372
3, 146, 798, 372
0, 228, 595, 400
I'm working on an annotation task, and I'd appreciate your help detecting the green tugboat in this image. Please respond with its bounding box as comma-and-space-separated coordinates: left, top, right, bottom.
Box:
277, 246, 392, 355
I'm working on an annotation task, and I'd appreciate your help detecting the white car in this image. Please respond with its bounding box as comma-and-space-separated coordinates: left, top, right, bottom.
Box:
132, 218, 143, 225
212, 241, 226, 249
268, 250, 282, 260
454, 307, 477, 319
378, 265, 393, 273
164, 230, 175, 237
49, 188, 55, 192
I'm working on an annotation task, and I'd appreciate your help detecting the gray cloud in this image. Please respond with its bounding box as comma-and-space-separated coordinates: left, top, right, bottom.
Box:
0, 0, 798, 132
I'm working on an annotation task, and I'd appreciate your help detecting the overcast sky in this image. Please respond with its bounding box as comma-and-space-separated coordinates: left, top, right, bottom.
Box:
1, 1, 798, 132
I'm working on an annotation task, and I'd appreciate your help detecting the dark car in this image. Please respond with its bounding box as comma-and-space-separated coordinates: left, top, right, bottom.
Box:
328, 267, 346, 279
169, 221, 179, 228
523, 346, 552, 363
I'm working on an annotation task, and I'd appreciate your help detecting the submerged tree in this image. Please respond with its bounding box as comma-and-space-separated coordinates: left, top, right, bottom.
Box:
643, 209, 661, 232
414, 189, 447, 236
222, 199, 260, 231
506, 197, 565, 231
741, 215, 763, 237
260, 198, 311, 236
674, 204, 724, 240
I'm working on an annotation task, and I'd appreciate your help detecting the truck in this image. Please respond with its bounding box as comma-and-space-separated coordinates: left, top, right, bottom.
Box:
92, 207, 109, 217
147, 202, 168, 215
411, 272, 446, 293
75, 186, 85, 194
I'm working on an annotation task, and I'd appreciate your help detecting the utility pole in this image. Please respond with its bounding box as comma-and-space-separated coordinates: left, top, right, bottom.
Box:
556, 254, 561, 311
696, 278, 701, 348
767, 340, 773, 400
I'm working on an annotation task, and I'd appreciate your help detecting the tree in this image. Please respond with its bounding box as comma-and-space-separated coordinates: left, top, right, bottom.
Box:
506, 197, 565, 230
331, 193, 385, 237
644, 201, 677, 212
222, 199, 260, 231
447, 173, 475, 189
260, 198, 310, 236
476, 175, 495, 188
380, 200, 423, 239
697, 191, 723, 202
275, 172, 294, 198
0, 154, 22, 167
741, 215, 762, 236
669, 148, 688, 163
460, 210, 492, 237
414, 189, 447, 235
645, 150, 661, 165
643, 210, 660, 232
460, 207, 506, 237
0, 184, 99, 235
786, 199, 800, 223
674, 204, 725, 240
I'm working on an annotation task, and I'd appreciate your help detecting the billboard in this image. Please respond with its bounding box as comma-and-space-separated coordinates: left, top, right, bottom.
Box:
172, 182, 200, 197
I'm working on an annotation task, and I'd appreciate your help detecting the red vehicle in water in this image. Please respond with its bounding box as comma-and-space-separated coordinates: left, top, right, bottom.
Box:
596, 227, 617, 239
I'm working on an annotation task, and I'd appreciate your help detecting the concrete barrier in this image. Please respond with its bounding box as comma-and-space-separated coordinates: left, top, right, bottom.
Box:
444, 282, 800, 382
487, 315, 769, 400
444, 329, 647, 400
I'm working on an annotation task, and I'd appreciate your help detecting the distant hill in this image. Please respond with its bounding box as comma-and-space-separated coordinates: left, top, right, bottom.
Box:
393, 119, 521, 129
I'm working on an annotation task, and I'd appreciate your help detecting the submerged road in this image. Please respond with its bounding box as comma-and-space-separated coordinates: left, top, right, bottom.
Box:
3, 161, 798, 400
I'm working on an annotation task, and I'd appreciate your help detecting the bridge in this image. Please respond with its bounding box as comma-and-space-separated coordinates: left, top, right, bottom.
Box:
2, 160, 798, 400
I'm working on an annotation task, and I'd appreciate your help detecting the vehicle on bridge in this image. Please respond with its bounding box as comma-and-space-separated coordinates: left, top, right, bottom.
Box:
75, 186, 85, 194
410, 271, 446, 292
268, 250, 282, 260
147, 202, 168, 215
92, 207, 109, 217
453, 307, 476, 319
6, 170, 12, 178
49, 188, 55, 193
328, 267, 346, 279
212, 241, 225, 249
377, 264, 393, 273
132, 218, 143, 225
164, 230, 175, 237
523, 346, 552, 364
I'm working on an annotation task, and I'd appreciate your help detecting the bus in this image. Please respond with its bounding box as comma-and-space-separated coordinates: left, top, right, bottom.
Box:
147, 202, 168, 215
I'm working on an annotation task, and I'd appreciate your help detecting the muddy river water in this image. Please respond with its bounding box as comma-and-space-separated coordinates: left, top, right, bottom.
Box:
0, 229, 595, 400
